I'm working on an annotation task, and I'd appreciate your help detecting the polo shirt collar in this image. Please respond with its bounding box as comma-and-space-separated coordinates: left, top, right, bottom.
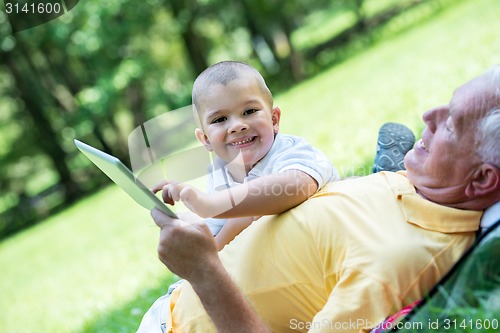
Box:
389, 171, 482, 234
247, 133, 282, 179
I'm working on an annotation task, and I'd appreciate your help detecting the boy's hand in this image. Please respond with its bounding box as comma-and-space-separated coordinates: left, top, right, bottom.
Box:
151, 180, 195, 205
152, 180, 218, 218
151, 180, 175, 204
151, 180, 198, 205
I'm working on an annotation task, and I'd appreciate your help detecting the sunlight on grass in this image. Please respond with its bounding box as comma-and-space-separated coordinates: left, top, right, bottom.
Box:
0, 186, 170, 333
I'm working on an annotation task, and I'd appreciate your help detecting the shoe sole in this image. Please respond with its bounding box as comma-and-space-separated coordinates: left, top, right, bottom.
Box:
372, 123, 415, 173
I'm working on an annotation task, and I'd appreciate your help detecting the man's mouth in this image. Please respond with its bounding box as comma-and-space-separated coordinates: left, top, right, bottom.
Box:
418, 139, 428, 151
229, 136, 257, 146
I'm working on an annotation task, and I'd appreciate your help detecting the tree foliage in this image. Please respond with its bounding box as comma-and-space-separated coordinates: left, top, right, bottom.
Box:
0, 0, 440, 237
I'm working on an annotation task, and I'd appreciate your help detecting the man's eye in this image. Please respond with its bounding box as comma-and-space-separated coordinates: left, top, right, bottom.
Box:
445, 117, 453, 132
211, 117, 226, 124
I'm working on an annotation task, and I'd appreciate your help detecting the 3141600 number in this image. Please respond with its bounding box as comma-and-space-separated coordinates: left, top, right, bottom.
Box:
5, 2, 62, 14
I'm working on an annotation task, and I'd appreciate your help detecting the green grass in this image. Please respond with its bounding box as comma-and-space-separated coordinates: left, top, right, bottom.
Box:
1, 0, 500, 332
0, 187, 175, 333
292, 0, 404, 51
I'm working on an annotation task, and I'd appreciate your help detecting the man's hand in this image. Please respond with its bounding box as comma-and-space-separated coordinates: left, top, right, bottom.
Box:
151, 208, 219, 281
151, 208, 272, 333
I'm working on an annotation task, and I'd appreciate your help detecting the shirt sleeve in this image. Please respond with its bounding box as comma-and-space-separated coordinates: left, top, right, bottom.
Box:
272, 135, 339, 189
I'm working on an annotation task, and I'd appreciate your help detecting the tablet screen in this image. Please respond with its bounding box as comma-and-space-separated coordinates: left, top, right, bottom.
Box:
74, 139, 177, 218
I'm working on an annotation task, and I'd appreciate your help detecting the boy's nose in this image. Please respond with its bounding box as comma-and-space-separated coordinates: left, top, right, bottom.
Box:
229, 119, 248, 133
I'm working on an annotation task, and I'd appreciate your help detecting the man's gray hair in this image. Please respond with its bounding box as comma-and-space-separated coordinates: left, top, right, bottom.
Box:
476, 108, 500, 168
476, 65, 500, 168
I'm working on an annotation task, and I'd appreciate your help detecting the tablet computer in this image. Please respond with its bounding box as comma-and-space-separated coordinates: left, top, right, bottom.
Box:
74, 139, 177, 218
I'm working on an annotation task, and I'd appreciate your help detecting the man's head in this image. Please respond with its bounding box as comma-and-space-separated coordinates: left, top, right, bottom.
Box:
191, 61, 280, 173
405, 66, 500, 210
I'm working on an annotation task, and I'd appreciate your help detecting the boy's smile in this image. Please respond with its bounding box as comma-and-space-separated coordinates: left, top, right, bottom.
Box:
228, 136, 258, 147
195, 77, 280, 175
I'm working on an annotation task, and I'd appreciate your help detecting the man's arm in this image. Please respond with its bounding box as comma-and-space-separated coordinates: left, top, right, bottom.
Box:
156, 169, 318, 218
151, 209, 271, 333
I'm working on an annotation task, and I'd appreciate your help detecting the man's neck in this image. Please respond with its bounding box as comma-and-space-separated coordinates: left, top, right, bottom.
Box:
415, 185, 494, 211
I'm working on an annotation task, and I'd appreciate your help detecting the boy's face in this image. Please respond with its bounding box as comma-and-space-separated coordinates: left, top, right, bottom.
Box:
195, 77, 280, 172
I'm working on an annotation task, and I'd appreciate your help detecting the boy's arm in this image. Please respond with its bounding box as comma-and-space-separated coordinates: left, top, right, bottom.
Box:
180, 169, 318, 218
215, 217, 255, 251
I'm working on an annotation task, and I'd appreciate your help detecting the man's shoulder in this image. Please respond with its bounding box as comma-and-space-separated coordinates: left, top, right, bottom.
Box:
318, 172, 412, 195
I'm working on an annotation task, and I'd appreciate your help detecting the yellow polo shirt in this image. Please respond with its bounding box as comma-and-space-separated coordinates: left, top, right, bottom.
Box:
166, 172, 482, 332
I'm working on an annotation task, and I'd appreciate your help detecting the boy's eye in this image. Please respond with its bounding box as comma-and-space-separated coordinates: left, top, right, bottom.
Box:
244, 108, 258, 115
211, 116, 226, 124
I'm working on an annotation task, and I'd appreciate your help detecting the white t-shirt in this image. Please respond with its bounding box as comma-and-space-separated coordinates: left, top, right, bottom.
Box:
481, 201, 500, 233
205, 133, 338, 235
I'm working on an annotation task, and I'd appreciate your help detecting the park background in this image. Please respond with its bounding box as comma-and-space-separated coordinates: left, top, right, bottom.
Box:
0, 0, 499, 332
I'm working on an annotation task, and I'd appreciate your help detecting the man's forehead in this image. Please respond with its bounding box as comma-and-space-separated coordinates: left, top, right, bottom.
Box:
450, 75, 492, 133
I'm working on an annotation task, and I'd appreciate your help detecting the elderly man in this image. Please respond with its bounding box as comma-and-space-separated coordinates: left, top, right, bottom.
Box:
143, 66, 500, 333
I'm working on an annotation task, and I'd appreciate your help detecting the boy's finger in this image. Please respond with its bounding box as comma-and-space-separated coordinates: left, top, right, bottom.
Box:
151, 180, 173, 194
170, 184, 184, 202
179, 186, 196, 204
161, 185, 175, 205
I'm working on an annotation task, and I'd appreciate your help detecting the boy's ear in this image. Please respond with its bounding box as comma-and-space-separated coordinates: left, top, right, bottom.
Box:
465, 163, 500, 198
195, 128, 213, 151
272, 107, 281, 133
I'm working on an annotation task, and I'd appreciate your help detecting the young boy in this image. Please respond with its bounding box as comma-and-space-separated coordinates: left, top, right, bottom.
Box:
153, 61, 338, 250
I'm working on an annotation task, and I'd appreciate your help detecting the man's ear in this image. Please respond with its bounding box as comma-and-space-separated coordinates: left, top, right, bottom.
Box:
195, 128, 213, 151
272, 107, 281, 133
466, 163, 500, 197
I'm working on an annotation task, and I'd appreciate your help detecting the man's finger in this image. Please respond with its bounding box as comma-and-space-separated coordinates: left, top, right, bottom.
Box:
151, 208, 175, 228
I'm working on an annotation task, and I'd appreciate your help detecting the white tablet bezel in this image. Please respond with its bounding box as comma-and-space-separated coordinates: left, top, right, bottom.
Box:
74, 139, 177, 218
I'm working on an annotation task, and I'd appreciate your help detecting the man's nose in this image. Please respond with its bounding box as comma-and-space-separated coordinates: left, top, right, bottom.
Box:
422, 105, 448, 133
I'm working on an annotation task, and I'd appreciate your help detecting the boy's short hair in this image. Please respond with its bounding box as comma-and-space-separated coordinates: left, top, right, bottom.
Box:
192, 61, 273, 114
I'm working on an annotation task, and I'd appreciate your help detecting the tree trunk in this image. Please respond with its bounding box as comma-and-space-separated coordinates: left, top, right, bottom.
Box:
279, 15, 304, 82
170, 0, 209, 76
6, 50, 80, 201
